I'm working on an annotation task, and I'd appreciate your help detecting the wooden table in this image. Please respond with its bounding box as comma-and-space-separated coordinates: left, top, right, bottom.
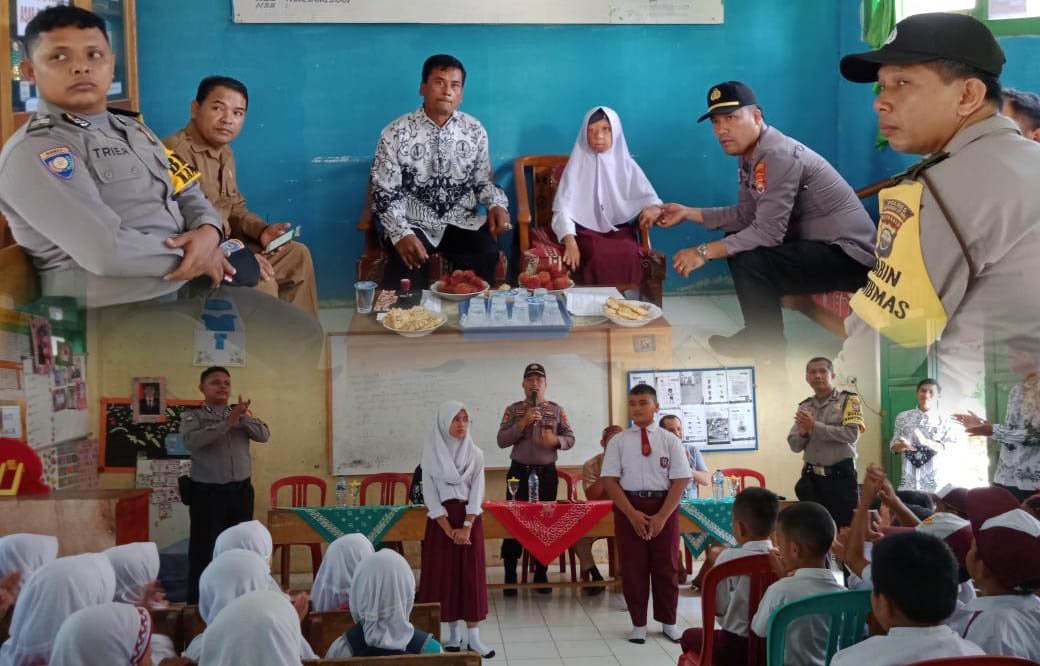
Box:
269, 504, 703, 590
0, 488, 151, 555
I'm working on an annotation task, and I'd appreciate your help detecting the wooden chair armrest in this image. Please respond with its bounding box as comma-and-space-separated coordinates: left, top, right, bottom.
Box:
357, 182, 374, 232
637, 224, 652, 251
513, 161, 533, 252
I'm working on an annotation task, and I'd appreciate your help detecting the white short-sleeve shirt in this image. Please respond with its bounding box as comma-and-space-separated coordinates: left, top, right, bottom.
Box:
830, 625, 983, 666
713, 539, 774, 637
963, 593, 1040, 661
600, 423, 692, 491
750, 568, 845, 666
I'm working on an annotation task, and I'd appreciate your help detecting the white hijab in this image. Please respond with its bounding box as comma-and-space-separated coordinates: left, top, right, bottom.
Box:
0, 534, 58, 592
199, 590, 304, 666
0, 554, 116, 666
213, 520, 273, 562
349, 549, 417, 651
104, 542, 159, 605
49, 603, 151, 666
183, 548, 279, 661
552, 105, 661, 233
421, 401, 481, 486
310, 534, 375, 613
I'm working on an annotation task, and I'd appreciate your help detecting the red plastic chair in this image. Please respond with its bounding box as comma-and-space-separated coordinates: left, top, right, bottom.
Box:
522, 469, 581, 584
270, 475, 327, 588
721, 468, 767, 493
908, 659, 1039, 666
359, 473, 412, 555
679, 554, 779, 666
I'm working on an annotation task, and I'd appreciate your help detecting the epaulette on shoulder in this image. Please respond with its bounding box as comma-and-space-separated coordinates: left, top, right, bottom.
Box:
108, 106, 142, 119
26, 113, 54, 134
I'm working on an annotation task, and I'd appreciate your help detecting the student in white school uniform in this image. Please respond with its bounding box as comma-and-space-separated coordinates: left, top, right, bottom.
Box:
830, 531, 984, 666
963, 486, 1040, 661
750, 502, 844, 666
199, 589, 305, 666
680, 486, 780, 665
600, 383, 692, 644
310, 533, 375, 612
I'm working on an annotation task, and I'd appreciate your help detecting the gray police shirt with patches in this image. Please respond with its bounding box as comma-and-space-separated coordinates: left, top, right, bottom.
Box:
180, 404, 270, 484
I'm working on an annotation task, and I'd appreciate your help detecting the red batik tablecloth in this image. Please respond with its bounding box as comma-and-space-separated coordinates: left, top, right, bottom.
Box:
481, 500, 613, 566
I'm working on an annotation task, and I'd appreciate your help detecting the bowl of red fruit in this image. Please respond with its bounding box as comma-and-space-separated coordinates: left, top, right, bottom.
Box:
430, 270, 490, 301
519, 267, 573, 294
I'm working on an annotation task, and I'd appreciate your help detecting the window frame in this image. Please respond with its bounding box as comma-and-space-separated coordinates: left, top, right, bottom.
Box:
898, 0, 1040, 36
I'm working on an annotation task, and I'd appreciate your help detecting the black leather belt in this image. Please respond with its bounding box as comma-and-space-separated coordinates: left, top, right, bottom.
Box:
802, 460, 854, 478
626, 490, 667, 498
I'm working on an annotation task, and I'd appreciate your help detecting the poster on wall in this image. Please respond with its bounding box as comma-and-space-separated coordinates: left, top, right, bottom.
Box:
132, 377, 166, 424
628, 366, 758, 452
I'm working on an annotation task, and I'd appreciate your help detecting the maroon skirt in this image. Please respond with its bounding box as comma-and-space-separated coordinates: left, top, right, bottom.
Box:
417, 500, 489, 623
575, 224, 644, 286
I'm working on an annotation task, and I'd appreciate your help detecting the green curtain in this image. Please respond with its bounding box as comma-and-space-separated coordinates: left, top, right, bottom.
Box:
862, 0, 897, 148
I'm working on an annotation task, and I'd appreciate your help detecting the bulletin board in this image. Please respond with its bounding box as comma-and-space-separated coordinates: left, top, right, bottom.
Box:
628, 366, 758, 452
99, 398, 202, 472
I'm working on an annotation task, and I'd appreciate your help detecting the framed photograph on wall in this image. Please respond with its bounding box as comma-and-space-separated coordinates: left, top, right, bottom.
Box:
628, 366, 759, 452
132, 377, 166, 424
28, 316, 52, 375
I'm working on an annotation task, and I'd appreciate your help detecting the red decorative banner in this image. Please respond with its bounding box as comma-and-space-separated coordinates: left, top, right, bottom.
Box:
482, 500, 613, 566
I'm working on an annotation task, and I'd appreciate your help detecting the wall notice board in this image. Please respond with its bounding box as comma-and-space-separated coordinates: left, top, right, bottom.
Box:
629, 366, 758, 452
99, 398, 202, 471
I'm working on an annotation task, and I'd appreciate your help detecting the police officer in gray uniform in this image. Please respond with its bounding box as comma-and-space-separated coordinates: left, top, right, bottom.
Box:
655, 82, 876, 358
787, 357, 864, 528
180, 365, 270, 604
497, 363, 575, 594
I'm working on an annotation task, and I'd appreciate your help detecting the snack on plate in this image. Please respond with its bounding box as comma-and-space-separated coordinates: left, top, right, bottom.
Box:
604, 297, 649, 320
435, 269, 487, 295
519, 265, 570, 290
384, 306, 442, 331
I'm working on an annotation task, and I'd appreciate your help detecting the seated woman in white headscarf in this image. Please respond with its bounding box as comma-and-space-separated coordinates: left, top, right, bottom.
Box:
49, 602, 152, 666
310, 533, 374, 613
551, 106, 662, 288
415, 401, 494, 658
212, 519, 273, 563
0, 553, 115, 666
326, 549, 441, 657
182, 548, 316, 661
103, 542, 180, 662
199, 589, 305, 666
0, 533, 58, 607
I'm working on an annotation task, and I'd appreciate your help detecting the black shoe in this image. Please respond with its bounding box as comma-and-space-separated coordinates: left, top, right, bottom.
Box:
468, 645, 496, 659
533, 566, 551, 594
583, 566, 605, 596
503, 559, 518, 598
444, 646, 461, 653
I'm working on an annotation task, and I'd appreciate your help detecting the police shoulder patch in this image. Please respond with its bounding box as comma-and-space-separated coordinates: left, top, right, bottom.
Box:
39, 146, 75, 180
753, 161, 767, 193
841, 392, 865, 432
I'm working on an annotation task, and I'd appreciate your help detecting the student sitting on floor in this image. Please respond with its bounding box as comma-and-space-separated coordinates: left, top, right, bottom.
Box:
326, 549, 442, 657
830, 531, 984, 666
962, 486, 1040, 661
750, 502, 844, 666
310, 533, 375, 612
680, 486, 780, 665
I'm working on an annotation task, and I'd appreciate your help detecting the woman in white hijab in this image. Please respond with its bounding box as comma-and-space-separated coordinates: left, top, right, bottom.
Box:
310, 533, 374, 612
0, 553, 116, 666
199, 590, 304, 666
212, 519, 273, 562
104, 542, 161, 606
0, 534, 58, 596
326, 549, 441, 657
551, 106, 662, 286
415, 401, 493, 657
49, 603, 152, 666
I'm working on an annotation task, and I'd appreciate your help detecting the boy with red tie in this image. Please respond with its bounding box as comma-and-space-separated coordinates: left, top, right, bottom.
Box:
601, 384, 692, 644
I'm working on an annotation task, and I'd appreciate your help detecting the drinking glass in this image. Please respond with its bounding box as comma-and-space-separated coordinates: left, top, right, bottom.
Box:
354, 281, 376, 314
507, 477, 520, 504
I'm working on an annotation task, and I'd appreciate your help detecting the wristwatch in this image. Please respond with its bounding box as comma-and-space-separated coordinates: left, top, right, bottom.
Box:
696, 243, 711, 260
463, 520, 473, 528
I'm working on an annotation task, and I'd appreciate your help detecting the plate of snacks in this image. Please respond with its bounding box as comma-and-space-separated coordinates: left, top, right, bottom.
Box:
603, 297, 662, 327
430, 270, 489, 301
382, 306, 448, 337
519, 266, 572, 293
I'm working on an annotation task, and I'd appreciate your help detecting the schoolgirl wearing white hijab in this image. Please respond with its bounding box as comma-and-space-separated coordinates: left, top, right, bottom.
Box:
0, 534, 58, 594
49, 603, 152, 666
0, 553, 115, 666
551, 106, 662, 285
310, 533, 375, 612
212, 519, 273, 562
415, 401, 493, 657
103, 542, 179, 662
198, 590, 304, 666
326, 549, 441, 657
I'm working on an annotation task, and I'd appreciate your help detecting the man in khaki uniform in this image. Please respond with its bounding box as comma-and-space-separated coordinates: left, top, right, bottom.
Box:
164, 76, 319, 317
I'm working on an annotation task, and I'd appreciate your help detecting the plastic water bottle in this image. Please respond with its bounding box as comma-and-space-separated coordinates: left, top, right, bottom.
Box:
528, 470, 540, 503
711, 470, 725, 500
335, 477, 347, 506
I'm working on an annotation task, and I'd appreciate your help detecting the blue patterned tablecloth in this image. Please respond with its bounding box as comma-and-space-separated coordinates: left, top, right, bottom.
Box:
290, 505, 412, 545
679, 497, 737, 557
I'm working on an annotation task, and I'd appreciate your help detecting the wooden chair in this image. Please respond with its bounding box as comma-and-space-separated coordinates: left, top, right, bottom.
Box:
513, 154, 665, 306
182, 605, 207, 651
720, 468, 767, 493
679, 554, 778, 666
304, 655, 481, 665
149, 608, 184, 652
359, 472, 412, 555
521, 469, 580, 583
271, 475, 328, 588
355, 175, 509, 287
302, 603, 441, 657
